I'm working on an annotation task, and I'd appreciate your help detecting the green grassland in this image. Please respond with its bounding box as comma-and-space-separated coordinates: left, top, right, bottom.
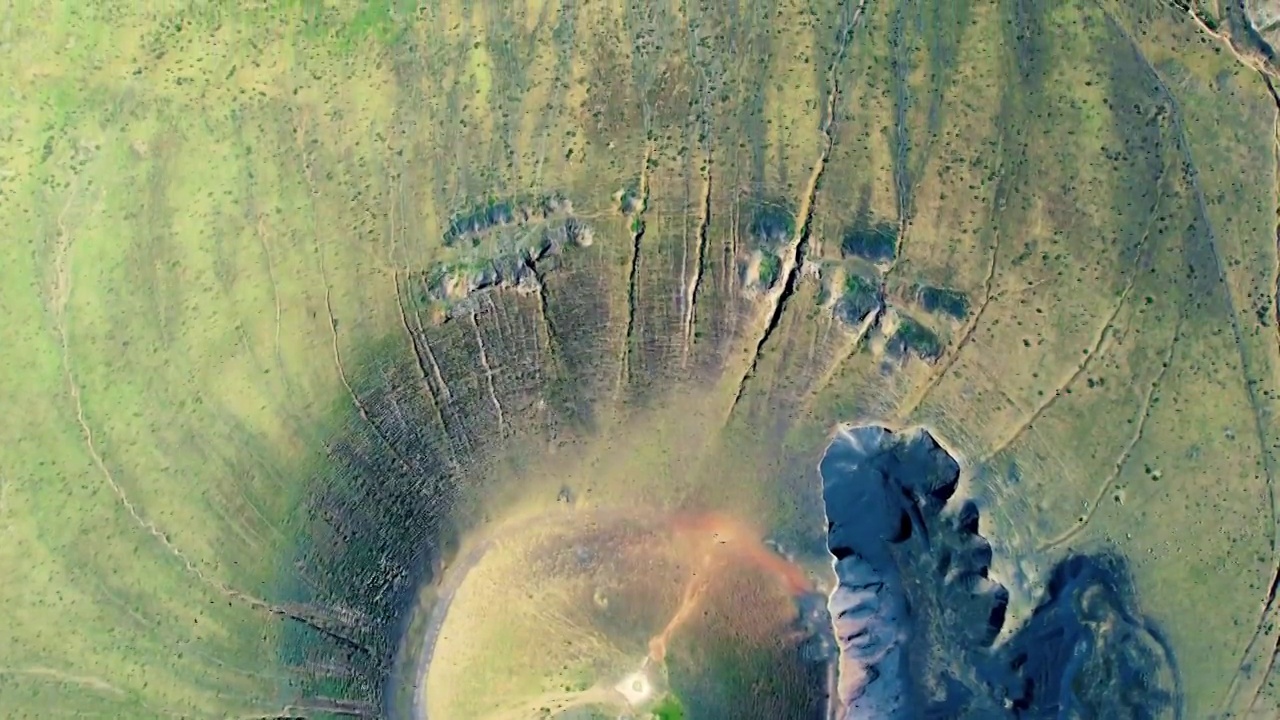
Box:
2, 0, 1280, 718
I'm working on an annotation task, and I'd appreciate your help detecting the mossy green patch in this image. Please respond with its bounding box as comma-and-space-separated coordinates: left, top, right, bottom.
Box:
758, 252, 782, 289
650, 693, 686, 720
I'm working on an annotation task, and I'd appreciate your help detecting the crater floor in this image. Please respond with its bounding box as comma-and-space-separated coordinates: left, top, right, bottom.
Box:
418, 507, 829, 720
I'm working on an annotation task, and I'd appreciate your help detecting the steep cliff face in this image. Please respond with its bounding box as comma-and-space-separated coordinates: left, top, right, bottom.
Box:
820, 426, 1179, 719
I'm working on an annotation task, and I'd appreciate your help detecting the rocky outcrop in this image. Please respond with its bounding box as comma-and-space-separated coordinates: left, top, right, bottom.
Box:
442, 193, 575, 247
419, 214, 596, 320
1246, 1, 1280, 56
820, 425, 1181, 719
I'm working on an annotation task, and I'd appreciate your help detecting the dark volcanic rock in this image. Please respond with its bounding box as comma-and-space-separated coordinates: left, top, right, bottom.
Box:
820, 425, 1181, 720
989, 554, 1182, 719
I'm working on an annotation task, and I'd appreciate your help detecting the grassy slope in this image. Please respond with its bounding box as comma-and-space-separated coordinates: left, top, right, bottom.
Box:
0, 0, 1277, 718
0, 3, 405, 716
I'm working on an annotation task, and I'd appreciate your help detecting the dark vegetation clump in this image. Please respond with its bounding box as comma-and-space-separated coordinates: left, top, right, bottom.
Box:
916, 285, 970, 320
834, 273, 882, 326
887, 315, 942, 362
757, 252, 782, 289
841, 220, 897, 262
442, 205, 497, 245
748, 202, 795, 249
619, 184, 643, 215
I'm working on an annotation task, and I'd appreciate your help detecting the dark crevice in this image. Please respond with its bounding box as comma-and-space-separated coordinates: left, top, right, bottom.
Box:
890, 0, 913, 238
394, 275, 433, 392
686, 162, 712, 352
619, 151, 650, 396
277, 610, 374, 659
622, 217, 644, 388
731, 201, 815, 411
527, 259, 561, 356
729, 2, 863, 415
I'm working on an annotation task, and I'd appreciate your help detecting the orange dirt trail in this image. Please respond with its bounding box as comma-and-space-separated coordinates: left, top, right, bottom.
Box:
648, 512, 816, 663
